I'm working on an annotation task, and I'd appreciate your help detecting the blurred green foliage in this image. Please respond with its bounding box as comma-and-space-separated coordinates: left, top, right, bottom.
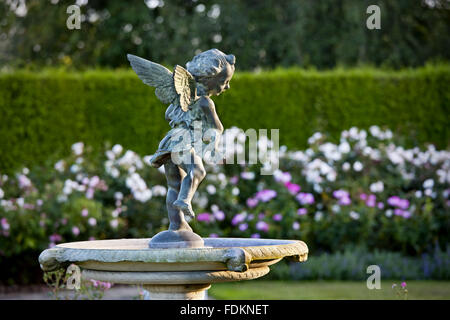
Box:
0, 65, 449, 174
0, 0, 449, 70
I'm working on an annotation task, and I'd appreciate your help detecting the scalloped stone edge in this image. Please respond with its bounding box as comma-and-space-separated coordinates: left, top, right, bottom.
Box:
39, 238, 308, 272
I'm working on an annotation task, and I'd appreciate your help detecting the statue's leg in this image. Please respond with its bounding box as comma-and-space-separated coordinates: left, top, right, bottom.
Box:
164, 160, 192, 232
149, 156, 204, 249
174, 150, 206, 218
187, 154, 207, 201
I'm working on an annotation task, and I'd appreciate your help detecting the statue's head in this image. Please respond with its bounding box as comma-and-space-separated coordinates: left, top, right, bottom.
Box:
186, 48, 235, 96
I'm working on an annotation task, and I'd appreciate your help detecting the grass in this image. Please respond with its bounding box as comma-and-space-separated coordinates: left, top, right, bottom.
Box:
208, 280, 450, 300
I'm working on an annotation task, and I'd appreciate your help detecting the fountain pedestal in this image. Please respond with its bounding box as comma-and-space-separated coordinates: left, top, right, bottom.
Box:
39, 238, 308, 300
143, 284, 211, 300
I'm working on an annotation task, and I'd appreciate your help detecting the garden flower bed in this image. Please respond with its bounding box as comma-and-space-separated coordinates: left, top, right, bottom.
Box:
0, 126, 449, 284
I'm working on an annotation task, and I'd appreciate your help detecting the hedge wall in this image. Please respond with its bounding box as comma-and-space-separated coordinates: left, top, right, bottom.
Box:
0, 66, 449, 173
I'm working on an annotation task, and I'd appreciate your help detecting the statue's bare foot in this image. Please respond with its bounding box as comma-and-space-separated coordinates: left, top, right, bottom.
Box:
173, 200, 195, 220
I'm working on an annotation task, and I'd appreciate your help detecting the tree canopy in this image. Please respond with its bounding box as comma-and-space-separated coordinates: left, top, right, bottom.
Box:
1, 0, 449, 70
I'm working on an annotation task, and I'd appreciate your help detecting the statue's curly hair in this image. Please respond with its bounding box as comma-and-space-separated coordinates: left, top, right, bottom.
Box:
186, 48, 235, 79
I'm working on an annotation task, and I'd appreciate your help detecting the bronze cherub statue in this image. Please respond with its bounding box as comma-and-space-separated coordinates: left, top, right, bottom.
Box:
127, 49, 235, 248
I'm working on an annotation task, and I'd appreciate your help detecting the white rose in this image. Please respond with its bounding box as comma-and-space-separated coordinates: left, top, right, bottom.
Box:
359, 130, 367, 140
385, 130, 393, 139
423, 179, 434, 189
88, 218, 97, 226
338, 141, 350, 154
110, 219, 119, 228
369, 125, 381, 138
349, 211, 360, 220
314, 211, 323, 221
342, 162, 351, 171
349, 127, 359, 139
326, 171, 337, 182
70, 164, 80, 173
17, 197, 24, 207
71, 142, 84, 156
152, 185, 167, 197
112, 144, 123, 155
370, 181, 384, 193
217, 173, 226, 182
105, 150, 115, 160
240, 172, 255, 180
206, 184, 217, 195
353, 161, 363, 172
110, 168, 120, 178
313, 184, 323, 193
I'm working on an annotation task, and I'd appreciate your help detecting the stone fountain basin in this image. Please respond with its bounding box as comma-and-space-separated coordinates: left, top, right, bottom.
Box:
39, 238, 308, 298
40, 238, 307, 273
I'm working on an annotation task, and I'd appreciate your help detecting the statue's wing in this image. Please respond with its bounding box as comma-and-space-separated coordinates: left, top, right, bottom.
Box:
173, 65, 197, 112
127, 54, 178, 104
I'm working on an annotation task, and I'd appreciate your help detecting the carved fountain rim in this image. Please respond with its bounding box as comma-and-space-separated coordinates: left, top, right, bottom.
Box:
39, 237, 308, 273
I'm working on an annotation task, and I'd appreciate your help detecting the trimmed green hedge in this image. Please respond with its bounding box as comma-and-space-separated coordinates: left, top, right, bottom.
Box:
0, 66, 449, 173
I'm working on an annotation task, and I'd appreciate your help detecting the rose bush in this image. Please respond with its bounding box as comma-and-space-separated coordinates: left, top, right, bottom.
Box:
193, 126, 449, 255
0, 142, 169, 259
